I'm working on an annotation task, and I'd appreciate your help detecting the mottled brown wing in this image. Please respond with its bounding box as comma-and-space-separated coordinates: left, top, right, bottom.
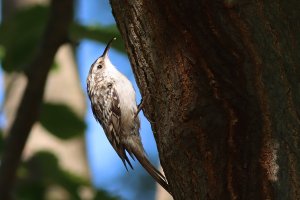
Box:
91, 87, 133, 170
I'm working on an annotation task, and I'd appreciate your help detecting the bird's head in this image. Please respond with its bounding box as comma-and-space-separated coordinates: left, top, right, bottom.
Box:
88, 37, 116, 76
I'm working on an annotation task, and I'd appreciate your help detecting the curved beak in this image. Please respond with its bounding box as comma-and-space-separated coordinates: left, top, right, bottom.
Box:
102, 37, 117, 58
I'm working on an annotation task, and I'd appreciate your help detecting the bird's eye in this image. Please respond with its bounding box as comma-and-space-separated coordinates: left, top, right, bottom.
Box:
97, 65, 103, 69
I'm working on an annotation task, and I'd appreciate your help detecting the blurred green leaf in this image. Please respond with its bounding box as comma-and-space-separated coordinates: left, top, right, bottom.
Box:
27, 151, 60, 178
0, 5, 49, 72
0, 5, 126, 73
59, 169, 88, 197
51, 61, 59, 71
0, 130, 3, 156
15, 151, 119, 200
58, 168, 119, 200
39, 103, 86, 139
70, 23, 126, 53
0, 45, 6, 60
94, 190, 120, 200
14, 181, 45, 200
15, 152, 58, 200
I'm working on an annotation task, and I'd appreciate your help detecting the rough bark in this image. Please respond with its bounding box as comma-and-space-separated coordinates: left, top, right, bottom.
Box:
110, 1, 300, 199
0, 0, 73, 199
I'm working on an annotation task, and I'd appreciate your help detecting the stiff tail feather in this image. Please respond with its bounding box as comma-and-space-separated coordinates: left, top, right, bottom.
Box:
132, 149, 171, 194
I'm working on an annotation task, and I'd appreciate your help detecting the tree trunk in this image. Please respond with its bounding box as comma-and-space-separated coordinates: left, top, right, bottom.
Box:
110, 1, 300, 199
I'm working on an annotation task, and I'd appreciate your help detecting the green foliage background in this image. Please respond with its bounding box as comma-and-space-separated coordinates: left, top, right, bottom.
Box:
0, 4, 126, 200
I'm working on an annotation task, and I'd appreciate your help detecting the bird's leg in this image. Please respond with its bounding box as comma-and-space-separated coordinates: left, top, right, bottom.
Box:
137, 98, 145, 114
135, 93, 166, 124
135, 98, 145, 119
135, 93, 152, 118
135, 95, 156, 123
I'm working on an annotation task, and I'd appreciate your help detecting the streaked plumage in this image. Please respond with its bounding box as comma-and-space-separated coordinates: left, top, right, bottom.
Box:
86, 38, 170, 194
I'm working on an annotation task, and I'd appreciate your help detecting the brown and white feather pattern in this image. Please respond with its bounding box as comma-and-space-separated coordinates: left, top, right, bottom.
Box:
87, 52, 170, 194
88, 75, 133, 169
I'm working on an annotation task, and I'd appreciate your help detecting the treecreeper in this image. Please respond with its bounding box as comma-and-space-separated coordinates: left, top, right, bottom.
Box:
86, 37, 170, 194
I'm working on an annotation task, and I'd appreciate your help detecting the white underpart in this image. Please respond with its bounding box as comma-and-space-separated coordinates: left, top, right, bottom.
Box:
105, 58, 138, 134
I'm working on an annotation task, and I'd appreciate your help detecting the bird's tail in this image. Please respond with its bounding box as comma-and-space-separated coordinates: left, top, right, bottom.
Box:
129, 142, 171, 195
136, 153, 170, 194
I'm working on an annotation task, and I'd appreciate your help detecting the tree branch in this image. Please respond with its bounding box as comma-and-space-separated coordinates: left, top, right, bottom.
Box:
0, 0, 73, 199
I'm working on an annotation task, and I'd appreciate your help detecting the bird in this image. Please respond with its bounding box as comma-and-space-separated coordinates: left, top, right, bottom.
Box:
86, 37, 170, 194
